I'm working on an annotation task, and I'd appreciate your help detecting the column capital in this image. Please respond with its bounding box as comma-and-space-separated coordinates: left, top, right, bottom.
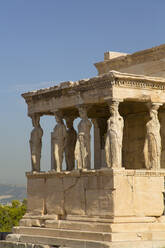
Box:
76, 104, 90, 119
76, 104, 88, 110
65, 116, 75, 129
52, 108, 61, 114
146, 102, 162, 111
107, 100, 120, 113
53, 110, 64, 120
29, 112, 42, 119
104, 97, 123, 105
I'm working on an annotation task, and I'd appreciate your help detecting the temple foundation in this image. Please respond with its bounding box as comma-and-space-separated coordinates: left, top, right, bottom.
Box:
5, 169, 165, 248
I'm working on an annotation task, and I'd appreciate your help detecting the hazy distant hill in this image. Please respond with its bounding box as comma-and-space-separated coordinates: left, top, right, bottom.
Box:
0, 184, 26, 204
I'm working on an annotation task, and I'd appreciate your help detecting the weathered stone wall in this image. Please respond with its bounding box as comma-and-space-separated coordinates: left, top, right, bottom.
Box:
94, 44, 165, 77
123, 112, 147, 169
119, 60, 165, 78
26, 170, 164, 219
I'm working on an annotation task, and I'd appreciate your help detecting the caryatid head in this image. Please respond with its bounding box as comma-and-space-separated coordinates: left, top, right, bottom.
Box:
54, 111, 63, 124
66, 117, 74, 129
31, 114, 40, 128
78, 105, 88, 120
109, 101, 119, 117
148, 103, 161, 120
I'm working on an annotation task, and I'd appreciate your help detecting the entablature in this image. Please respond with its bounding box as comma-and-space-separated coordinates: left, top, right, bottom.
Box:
22, 71, 165, 116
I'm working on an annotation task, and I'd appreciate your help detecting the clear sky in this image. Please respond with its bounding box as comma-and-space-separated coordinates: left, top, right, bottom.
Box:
0, 0, 164, 185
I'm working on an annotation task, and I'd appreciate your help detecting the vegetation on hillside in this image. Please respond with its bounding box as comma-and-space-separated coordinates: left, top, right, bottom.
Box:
0, 199, 27, 232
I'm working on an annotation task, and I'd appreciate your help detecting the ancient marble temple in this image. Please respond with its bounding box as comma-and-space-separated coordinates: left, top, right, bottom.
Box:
5, 44, 165, 248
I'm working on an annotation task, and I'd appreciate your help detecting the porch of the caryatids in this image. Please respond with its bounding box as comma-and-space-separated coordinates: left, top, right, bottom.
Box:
144, 103, 162, 170
52, 110, 67, 172
65, 116, 77, 171
29, 113, 43, 172
75, 105, 92, 170
105, 100, 124, 168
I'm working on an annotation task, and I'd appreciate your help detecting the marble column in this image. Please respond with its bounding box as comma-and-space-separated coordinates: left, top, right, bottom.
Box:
75, 105, 92, 170
51, 111, 67, 172
29, 113, 43, 172
65, 116, 77, 171
144, 103, 162, 170
105, 100, 124, 168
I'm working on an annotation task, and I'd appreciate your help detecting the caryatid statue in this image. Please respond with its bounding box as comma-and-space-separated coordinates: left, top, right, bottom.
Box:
29, 114, 43, 172
144, 103, 161, 170
75, 105, 92, 170
65, 117, 77, 171
52, 111, 67, 172
105, 101, 124, 168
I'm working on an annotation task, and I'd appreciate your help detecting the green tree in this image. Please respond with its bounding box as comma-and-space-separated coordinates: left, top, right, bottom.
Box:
0, 199, 27, 232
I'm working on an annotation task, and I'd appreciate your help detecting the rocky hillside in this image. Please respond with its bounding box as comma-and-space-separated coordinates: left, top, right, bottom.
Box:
0, 184, 26, 205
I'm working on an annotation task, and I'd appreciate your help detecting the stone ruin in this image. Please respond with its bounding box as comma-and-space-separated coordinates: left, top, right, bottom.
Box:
3, 44, 165, 248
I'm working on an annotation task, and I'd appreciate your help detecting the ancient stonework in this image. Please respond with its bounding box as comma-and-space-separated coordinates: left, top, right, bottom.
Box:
5, 44, 165, 248
29, 114, 43, 172
144, 103, 161, 169
75, 105, 92, 170
51, 111, 67, 172
105, 101, 124, 168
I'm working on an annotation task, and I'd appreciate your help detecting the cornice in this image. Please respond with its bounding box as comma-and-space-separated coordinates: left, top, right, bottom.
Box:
21, 71, 165, 103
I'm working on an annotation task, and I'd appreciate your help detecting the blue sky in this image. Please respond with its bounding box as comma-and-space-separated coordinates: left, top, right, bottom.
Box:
0, 0, 164, 184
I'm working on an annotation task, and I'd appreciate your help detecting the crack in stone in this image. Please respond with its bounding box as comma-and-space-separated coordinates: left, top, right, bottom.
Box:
62, 177, 80, 216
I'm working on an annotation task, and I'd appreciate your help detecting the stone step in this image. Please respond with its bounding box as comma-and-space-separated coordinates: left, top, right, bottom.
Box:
4, 238, 165, 248
44, 220, 165, 233
66, 215, 156, 223
13, 227, 111, 242
45, 220, 113, 232
6, 234, 109, 248
12, 226, 165, 242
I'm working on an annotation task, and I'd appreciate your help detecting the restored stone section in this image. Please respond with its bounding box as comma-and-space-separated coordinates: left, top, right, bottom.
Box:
133, 176, 164, 216
113, 173, 164, 217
